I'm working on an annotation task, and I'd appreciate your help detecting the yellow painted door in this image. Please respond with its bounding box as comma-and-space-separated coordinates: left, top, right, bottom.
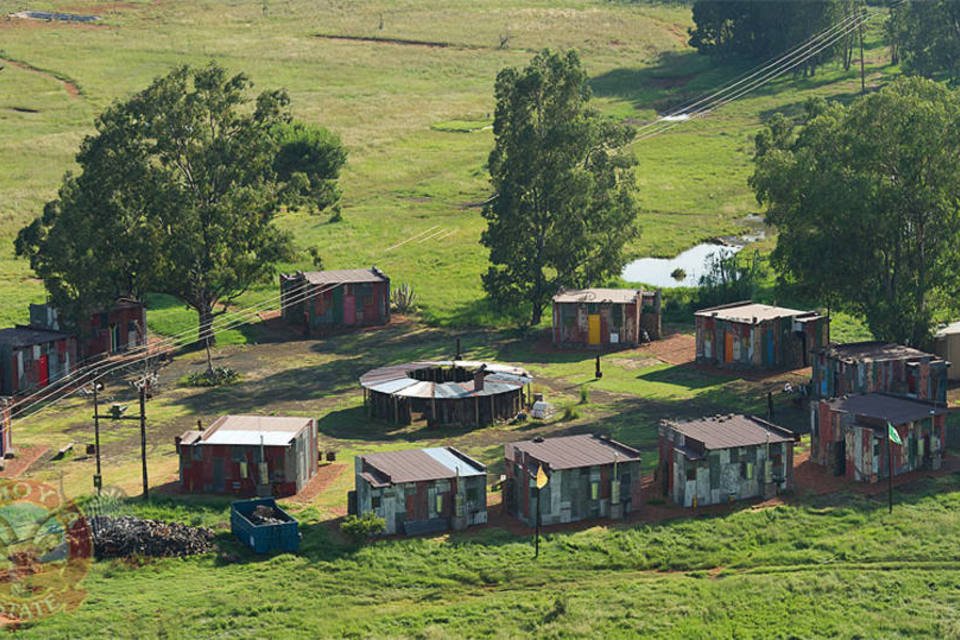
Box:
588, 314, 601, 345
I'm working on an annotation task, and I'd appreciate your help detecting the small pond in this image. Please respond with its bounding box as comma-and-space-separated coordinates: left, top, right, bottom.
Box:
621, 242, 742, 289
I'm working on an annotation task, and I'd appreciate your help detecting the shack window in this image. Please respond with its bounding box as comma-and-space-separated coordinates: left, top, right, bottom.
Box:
192, 446, 203, 461
741, 462, 754, 480
686, 466, 696, 481
587, 303, 598, 314
231, 446, 245, 462
372, 495, 381, 509
435, 494, 444, 514
590, 481, 599, 500
466, 486, 480, 503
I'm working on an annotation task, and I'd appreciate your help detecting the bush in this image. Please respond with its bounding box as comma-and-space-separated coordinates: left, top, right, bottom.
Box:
695, 249, 765, 310
341, 513, 385, 545
578, 384, 590, 405
391, 282, 418, 314
183, 366, 240, 387
561, 403, 580, 421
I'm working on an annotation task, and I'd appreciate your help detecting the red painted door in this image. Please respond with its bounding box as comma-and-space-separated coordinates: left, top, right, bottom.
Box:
38, 354, 49, 387
343, 294, 356, 325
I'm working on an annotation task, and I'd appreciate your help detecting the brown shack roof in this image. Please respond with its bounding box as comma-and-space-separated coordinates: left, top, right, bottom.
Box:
694, 301, 819, 325
814, 341, 941, 363
361, 447, 486, 485
0, 327, 73, 349
505, 434, 640, 470
552, 288, 650, 305
288, 268, 388, 286
824, 393, 947, 425
663, 414, 795, 450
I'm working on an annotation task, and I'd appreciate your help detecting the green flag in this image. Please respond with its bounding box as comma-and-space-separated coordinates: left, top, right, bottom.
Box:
887, 422, 903, 446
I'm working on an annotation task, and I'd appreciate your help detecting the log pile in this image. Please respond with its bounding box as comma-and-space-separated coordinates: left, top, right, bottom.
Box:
249, 504, 285, 525
90, 515, 215, 559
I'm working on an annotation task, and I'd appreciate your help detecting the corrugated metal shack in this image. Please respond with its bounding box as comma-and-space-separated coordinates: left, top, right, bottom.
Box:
280, 267, 389, 335
659, 414, 797, 507
176, 415, 317, 497
0, 327, 76, 396
29, 299, 147, 360
353, 446, 487, 536
933, 322, 960, 381
694, 301, 828, 370
360, 360, 532, 427
552, 288, 661, 347
810, 342, 948, 402
810, 393, 947, 482
503, 434, 642, 526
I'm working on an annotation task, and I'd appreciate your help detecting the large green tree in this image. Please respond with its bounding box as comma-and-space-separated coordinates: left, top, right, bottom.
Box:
688, 0, 848, 75
16, 62, 345, 344
481, 50, 639, 327
750, 77, 960, 346
891, 0, 960, 83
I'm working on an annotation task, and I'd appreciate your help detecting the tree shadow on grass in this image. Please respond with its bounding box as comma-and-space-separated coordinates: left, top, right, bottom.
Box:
635, 362, 734, 390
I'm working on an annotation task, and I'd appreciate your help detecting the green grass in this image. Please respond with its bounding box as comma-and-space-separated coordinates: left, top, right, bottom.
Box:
15, 474, 960, 638
0, 0, 895, 337
0, 2, 926, 636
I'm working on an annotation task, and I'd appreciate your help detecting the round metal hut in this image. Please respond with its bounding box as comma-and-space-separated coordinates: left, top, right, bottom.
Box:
360, 360, 532, 427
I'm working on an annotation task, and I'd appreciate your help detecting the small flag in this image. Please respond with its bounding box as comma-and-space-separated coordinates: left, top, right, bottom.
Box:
535, 464, 549, 489
887, 422, 903, 446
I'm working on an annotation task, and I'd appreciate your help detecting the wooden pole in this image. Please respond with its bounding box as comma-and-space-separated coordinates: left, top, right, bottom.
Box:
859, 11, 866, 94
535, 484, 541, 558
93, 382, 102, 495
139, 384, 149, 500
887, 429, 893, 514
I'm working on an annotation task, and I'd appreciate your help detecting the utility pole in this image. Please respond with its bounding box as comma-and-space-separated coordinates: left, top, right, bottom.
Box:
106, 376, 151, 500
887, 429, 893, 513
92, 382, 102, 495
139, 383, 149, 500
859, 9, 866, 94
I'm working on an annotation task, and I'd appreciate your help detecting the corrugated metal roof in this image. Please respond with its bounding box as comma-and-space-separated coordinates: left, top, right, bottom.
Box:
663, 415, 795, 450
359, 361, 532, 400
506, 434, 640, 470
825, 393, 947, 425
814, 341, 940, 363
0, 327, 73, 348
935, 321, 960, 337
694, 302, 819, 325
197, 415, 312, 446
361, 446, 485, 484
296, 268, 388, 286
422, 447, 486, 477
203, 430, 297, 446
552, 288, 646, 305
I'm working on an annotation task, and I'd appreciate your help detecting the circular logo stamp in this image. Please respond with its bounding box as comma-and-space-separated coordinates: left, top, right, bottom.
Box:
0, 479, 93, 622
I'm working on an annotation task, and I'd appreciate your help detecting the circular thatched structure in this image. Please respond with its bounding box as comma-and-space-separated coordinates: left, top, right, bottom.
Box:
360, 360, 533, 427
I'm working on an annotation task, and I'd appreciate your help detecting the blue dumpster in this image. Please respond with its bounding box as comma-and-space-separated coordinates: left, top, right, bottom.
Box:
230, 498, 300, 554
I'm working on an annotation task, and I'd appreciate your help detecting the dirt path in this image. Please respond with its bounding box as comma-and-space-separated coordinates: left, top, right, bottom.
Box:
291, 463, 347, 504
0, 56, 81, 98
0, 446, 49, 478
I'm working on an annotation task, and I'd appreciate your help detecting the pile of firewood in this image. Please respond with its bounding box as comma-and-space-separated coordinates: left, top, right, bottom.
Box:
89, 515, 215, 559
248, 504, 285, 526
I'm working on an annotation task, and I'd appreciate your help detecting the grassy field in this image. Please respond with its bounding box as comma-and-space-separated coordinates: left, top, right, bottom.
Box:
0, 1, 932, 637
2, 317, 947, 638
0, 0, 890, 333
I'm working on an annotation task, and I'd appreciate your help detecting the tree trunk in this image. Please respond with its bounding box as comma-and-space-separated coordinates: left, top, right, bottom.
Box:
198, 302, 216, 348
530, 302, 543, 327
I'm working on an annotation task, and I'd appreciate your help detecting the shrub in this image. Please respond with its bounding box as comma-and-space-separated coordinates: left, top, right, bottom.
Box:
341, 513, 385, 545
578, 384, 590, 405
391, 282, 418, 314
183, 366, 240, 387
561, 403, 580, 421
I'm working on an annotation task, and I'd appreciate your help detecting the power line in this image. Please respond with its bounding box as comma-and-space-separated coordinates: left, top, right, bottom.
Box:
632, 4, 895, 144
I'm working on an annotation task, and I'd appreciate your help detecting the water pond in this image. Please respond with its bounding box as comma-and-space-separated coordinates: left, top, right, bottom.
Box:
621, 242, 742, 289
